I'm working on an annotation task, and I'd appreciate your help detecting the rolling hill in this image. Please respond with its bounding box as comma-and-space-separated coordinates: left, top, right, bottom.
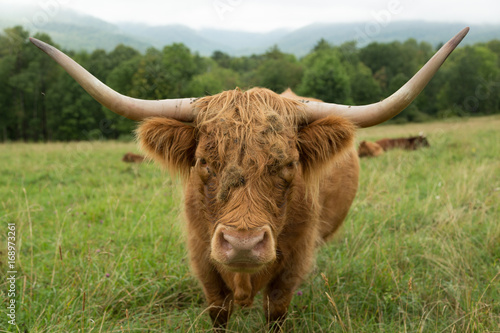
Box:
1, 3, 499, 56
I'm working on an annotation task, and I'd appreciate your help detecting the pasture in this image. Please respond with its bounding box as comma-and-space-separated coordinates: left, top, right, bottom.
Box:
0, 115, 499, 332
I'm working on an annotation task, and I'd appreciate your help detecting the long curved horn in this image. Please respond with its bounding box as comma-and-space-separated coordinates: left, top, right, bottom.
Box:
304, 27, 469, 127
30, 37, 197, 121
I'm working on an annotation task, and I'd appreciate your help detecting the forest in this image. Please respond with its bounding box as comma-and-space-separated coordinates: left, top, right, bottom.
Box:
1, 25, 499, 142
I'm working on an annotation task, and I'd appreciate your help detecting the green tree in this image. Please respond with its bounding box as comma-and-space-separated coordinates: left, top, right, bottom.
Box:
212, 50, 232, 69
0, 26, 30, 141
0, 27, 60, 141
334, 41, 381, 105
255, 47, 303, 92
44, 51, 106, 141
359, 40, 427, 97
437, 46, 500, 116
129, 48, 165, 100
312, 39, 333, 53
99, 46, 142, 138
299, 48, 350, 103
486, 40, 500, 66
187, 60, 241, 96
162, 43, 202, 97
348, 62, 381, 105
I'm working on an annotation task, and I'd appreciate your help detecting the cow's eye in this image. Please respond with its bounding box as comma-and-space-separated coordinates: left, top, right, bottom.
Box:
198, 158, 212, 182
280, 161, 297, 183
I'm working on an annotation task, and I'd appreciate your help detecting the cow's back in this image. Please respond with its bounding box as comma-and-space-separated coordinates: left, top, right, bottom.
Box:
317, 147, 359, 241
375, 138, 394, 150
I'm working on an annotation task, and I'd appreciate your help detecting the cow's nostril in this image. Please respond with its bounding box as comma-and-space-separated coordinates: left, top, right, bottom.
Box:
253, 232, 267, 252
219, 232, 233, 251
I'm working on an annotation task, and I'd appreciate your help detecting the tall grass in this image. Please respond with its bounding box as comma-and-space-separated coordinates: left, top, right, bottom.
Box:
0, 116, 499, 332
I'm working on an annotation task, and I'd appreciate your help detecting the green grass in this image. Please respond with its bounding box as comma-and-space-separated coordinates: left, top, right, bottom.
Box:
0, 116, 499, 332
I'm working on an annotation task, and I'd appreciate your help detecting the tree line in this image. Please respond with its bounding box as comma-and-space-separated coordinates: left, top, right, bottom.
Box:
1, 26, 499, 142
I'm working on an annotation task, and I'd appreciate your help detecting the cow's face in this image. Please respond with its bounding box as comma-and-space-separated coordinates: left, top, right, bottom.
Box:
358, 140, 384, 157
358, 141, 371, 157
137, 89, 355, 273
194, 110, 300, 273
416, 135, 430, 148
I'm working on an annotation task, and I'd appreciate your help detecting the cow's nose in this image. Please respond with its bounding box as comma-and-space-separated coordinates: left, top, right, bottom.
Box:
212, 226, 275, 270
221, 229, 265, 252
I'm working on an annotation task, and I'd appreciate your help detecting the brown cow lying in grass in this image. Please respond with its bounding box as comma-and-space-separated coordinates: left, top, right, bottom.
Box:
358, 141, 385, 157
30, 27, 468, 330
122, 152, 145, 163
376, 134, 430, 151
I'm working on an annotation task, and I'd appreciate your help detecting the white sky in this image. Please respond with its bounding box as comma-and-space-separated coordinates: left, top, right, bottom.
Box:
5, 0, 500, 32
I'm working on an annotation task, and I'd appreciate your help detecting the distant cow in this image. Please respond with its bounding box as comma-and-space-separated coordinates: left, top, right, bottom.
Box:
30, 27, 467, 330
122, 152, 145, 163
376, 134, 430, 151
280, 88, 323, 102
358, 141, 384, 157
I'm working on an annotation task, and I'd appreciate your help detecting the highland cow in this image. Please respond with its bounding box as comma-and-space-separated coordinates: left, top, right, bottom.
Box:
29, 27, 468, 330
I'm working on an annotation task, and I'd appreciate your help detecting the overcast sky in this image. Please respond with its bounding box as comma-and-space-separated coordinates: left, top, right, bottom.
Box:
6, 0, 500, 32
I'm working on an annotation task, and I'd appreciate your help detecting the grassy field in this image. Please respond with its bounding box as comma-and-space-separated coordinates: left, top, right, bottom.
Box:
0, 115, 499, 332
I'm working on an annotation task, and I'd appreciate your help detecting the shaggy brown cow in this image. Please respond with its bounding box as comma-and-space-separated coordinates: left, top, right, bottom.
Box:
138, 90, 359, 328
122, 152, 145, 163
376, 134, 430, 151
358, 140, 385, 157
29, 27, 468, 330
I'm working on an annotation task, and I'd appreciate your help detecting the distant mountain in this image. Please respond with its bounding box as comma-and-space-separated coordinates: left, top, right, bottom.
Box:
0, 3, 150, 52
1, 4, 499, 56
116, 21, 500, 56
115, 23, 294, 55
274, 21, 483, 56
115, 23, 227, 53
197, 28, 292, 54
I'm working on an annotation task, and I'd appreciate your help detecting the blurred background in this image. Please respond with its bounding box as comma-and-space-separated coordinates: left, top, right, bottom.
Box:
1, 0, 499, 141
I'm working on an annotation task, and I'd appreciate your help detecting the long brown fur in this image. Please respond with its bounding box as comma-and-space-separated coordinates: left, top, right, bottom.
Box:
136, 118, 197, 177
136, 88, 359, 329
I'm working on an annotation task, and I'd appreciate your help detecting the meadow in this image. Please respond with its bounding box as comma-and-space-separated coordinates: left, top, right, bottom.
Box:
0, 115, 499, 332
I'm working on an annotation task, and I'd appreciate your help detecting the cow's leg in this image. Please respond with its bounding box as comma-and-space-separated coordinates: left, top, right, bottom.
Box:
261, 208, 321, 330
263, 269, 301, 331
187, 232, 233, 329
198, 269, 234, 330
207, 286, 233, 330
263, 239, 315, 330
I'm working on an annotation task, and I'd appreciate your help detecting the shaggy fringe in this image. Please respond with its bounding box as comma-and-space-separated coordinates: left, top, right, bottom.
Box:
193, 88, 308, 183
136, 88, 355, 203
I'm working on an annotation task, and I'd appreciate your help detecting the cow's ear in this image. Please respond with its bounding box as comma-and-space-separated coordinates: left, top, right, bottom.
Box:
298, 115, 356, 176
136, 117, 197, 177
